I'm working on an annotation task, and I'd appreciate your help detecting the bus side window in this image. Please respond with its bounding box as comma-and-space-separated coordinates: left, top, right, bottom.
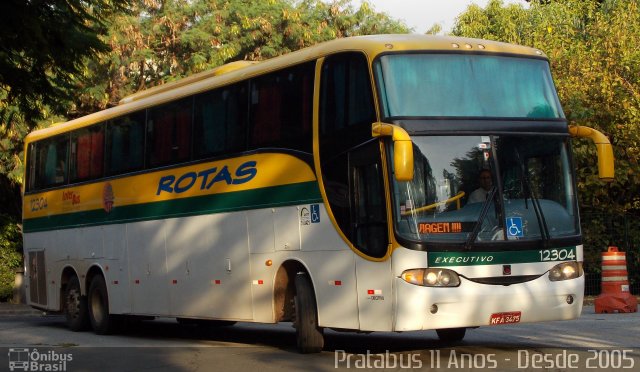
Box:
249, 62, 314, 153
26, 143, 37, 191
70, 125, 104, 182
193, 83, 247, 159
320, 54, 375, 137
35, 135, 69, 189
250, 74, 282, 147
106, 112, 145, 175
147, 98, 192, 167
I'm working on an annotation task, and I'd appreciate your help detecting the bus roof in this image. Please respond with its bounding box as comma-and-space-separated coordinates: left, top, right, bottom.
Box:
25, 34, 547, 143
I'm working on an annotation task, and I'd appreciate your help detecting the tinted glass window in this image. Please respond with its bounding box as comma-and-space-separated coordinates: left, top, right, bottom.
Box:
32, 135, 69, 189
193, 83, 247, 159
106, 112, 145, 175
392, 135, 578, 245
351, 141, 388, 257
249, 62, 314, 153
375, 54, 564, 119
320, 53, 376, 138
70, 125, 104, 182
147, 98, 192, 167
319, 53, 383, 257
26, 143, 37, 191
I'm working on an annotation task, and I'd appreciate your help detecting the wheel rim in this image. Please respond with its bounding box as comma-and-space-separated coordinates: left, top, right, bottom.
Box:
67, 288, 81, 320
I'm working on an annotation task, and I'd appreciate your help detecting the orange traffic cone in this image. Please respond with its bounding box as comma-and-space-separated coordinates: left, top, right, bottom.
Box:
594, 247, 638, 313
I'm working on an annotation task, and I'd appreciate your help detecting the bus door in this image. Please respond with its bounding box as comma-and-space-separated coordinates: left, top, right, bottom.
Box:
318, 52, 392, 330
350, 140, 393, 331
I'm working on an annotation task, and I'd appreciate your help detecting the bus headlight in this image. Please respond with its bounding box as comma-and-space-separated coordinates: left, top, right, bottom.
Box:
548, 262, 583, 281
401, 269, 461, 287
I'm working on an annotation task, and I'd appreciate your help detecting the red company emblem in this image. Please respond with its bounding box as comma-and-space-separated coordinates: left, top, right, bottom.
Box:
103, 182, 115, 213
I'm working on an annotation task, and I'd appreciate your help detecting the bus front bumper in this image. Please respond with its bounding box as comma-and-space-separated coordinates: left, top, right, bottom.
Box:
394, 274, 584, 331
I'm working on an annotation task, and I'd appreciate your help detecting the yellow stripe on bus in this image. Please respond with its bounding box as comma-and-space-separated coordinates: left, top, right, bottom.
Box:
24, 153, 316, 219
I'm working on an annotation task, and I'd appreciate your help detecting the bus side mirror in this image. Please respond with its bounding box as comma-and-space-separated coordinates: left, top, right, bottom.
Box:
372, 122, 414, 181
568, 125, 614, 182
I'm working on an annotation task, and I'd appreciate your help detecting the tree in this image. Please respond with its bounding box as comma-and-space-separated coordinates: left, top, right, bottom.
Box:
72, 0, 409, 116
0, 214, 22, 301
0, 0, 133, 213
0, 0, 132, 122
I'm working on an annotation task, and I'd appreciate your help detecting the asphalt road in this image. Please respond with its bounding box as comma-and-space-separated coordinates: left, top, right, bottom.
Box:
0, 305, 638, 371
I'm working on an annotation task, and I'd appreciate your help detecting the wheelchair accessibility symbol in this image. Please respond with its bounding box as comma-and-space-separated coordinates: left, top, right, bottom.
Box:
311, 204, 320, 223
506, 217, 523, 238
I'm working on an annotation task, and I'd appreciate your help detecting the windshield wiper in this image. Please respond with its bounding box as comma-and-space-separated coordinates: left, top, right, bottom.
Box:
515, 150, 551, 247
464, 185, 498, 250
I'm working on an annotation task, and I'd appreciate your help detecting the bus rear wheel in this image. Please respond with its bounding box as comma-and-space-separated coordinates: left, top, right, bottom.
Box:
436, 327, 466, 342
88, 275, 119, 335
293, 273, 324, 353
64, 276, 89, 331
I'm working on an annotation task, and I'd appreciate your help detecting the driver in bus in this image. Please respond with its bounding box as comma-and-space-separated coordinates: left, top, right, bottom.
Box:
468, 169, 492, 203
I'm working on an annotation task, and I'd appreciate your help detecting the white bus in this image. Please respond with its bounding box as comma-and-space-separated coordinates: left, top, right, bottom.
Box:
23, 35, 614, 353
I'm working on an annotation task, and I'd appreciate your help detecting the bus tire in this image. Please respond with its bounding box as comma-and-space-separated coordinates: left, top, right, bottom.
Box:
88, 275, 119, 335
64, 276, 89, 331
436, 327, 466, 342
294, 273, 324, 353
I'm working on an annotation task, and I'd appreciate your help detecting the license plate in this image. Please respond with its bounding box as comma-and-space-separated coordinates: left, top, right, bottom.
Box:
489, 311, 521, 325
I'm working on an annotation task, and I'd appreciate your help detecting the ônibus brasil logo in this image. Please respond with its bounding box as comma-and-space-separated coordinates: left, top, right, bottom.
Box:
8, 348, 73, 372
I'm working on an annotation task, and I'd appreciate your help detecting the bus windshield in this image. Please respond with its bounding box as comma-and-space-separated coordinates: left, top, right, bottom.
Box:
375, 54, 564, 119
392, 135, 579, 246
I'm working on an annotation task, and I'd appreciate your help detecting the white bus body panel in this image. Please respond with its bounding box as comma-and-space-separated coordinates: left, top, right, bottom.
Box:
354, 257, 392, 331
303, 250, 359, 329
102, 224, 130, 313
287, 204, 360, 330
247, 209, 275, 254
274, 208, 300, 251
24, 203, 363, 329
127, 220, 170, 315
164, 213, 253, 320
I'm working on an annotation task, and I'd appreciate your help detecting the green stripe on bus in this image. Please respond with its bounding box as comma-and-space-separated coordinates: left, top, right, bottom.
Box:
23, 181, 322, 233
428, 247, 577, 266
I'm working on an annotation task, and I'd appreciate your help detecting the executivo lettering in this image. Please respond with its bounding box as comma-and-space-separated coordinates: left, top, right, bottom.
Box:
434, 256, 494, 264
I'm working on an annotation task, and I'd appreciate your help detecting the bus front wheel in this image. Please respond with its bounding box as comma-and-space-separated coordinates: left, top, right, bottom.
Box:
64, 276, 89, 331
88, 275, 119, 335
293, 273, 324, 353
436, 327, 466, 342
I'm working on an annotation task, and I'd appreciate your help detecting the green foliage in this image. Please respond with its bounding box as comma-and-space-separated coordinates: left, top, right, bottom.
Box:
453, 0, 640, 277
0, 103, 25, 185
0, 214, 22, 301
0, 0, 133, 123
72, 0, 409, 115
581, 212, 640, 293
